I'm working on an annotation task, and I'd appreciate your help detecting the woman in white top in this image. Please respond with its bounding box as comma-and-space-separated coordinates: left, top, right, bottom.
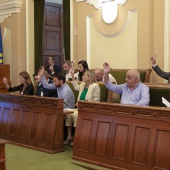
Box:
64, 69, 100, 146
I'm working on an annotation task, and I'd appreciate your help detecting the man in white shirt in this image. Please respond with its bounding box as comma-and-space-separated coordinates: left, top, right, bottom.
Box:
94, 68, 117, 84
94, 68, 119, 100
62, 60, 72, 81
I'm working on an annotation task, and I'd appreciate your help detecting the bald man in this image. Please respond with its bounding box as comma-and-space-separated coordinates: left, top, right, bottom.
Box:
103, 62, 150, 106
94, 68, 117, 84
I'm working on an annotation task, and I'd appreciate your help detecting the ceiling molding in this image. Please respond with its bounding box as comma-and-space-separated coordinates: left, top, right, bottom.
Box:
76, 0, 128, 24
87, 9, 137, 37
0, 0, 22, 24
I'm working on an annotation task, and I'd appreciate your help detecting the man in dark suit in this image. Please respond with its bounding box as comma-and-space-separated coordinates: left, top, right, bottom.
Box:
151, 55, 170, 83
46, 56, 61, 76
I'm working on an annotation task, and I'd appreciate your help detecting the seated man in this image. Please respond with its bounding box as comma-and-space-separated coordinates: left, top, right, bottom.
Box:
35, 70, 57, 97
46, 56, 61, 77
62, 60, 72, 81
94, 68, 119, 100
151, 55, 170, 83
94, 68, 117, 84
103, 62, 150, 106
37, 67, 75, 109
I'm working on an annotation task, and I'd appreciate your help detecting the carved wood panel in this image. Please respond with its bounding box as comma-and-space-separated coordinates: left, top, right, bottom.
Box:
0, 64, 10, 93
0, 94, 64, 153
0, 139, 7, 170
73, 101, 170, 170
43, 2, 63, 69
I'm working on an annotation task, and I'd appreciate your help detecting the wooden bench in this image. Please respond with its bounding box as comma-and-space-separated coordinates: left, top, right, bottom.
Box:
109, 69, 152, 84
66, 81, 113, 102
0, 94, 64, 153
145, 83, 170, 107
73, 101, 170, 170
113, 83, 170, 107
75, 69, 152, 84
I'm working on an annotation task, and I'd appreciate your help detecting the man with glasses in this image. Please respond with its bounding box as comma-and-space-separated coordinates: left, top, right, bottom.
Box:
103, 62, 150, 106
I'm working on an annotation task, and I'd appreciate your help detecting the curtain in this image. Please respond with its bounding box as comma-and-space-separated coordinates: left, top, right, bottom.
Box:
34, 0, 45, 74
63, 0, 70, 61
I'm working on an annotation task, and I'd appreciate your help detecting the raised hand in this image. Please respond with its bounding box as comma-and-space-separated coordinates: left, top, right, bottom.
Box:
150, 55, 156, 65
70, 68, 75, 75
103, 62, 111, 74
71, 61, 75, 69
49, 65, 54, 73
3, 77, 7, 84
38, 66, 45, 77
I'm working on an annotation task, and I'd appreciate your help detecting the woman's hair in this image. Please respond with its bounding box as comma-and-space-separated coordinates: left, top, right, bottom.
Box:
85, 70, 96, 83
19, 71, 32, 84
78, 60, 89, 81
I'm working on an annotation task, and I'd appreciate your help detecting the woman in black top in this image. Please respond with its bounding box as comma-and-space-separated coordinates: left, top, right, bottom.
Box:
3, 71, 34, 95
74, 60, 89, 81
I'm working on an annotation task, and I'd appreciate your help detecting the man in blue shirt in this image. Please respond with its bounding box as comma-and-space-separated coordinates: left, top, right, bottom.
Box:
103, 62, 150, 106
39, 71, 75, 109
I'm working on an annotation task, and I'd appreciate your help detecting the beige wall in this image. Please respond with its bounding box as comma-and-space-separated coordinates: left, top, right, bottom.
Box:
0, 0, 168, 85
2, 0, 26, 87
71, 0, 165, 83
2, 0, 34, 87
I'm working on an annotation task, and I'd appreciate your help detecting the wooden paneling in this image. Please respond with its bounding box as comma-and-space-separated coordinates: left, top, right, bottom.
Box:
73, 101, 170, 170
43, 2, 63, 68
0, 64, 10, 93
0, 64, 10, 80
0, 139, 7, 170
0, 94, 64, 153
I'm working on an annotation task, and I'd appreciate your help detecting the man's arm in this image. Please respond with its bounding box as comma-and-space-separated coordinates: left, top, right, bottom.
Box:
41, 76, 56, 89
153, 65, 170, 80
136, 85, 150, 106
151, 55, 170, 80
103, 62, 111, 83
61, 88, 75, 109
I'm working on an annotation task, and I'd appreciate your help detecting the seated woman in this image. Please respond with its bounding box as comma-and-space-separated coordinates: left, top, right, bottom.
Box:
64, 69, 100, 146
73, 60, 89, 81
3, 71, 34, 95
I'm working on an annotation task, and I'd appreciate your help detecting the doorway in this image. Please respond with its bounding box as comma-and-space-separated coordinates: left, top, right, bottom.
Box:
43, 0, 63, 69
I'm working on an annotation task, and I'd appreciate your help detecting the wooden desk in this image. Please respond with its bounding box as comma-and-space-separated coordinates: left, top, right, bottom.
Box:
73, 101, 170, 170
0, 139, 7, 170
0, 94, 64, 153
0, 64, 10, 93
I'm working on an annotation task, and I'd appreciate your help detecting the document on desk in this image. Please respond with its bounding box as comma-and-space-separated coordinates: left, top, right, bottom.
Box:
162, 97, 170, 108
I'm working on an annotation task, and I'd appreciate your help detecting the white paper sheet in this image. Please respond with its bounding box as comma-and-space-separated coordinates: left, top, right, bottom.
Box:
162, 97, 170, 108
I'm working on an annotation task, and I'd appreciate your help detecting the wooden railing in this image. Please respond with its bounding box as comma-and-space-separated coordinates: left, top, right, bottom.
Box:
73, 101, 170, 170
0, 94, 64, 153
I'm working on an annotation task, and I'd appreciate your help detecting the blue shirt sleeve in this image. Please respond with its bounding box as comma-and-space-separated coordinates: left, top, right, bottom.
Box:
41, 76, 56, 90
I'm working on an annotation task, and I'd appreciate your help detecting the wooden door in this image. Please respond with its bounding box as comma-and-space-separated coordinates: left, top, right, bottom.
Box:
43, 2, 63, 69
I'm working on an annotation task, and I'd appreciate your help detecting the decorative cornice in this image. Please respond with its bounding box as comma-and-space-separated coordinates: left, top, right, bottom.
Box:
76, 0, 128, 10
76, 0, 128, 24
0, 0, 22, 24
